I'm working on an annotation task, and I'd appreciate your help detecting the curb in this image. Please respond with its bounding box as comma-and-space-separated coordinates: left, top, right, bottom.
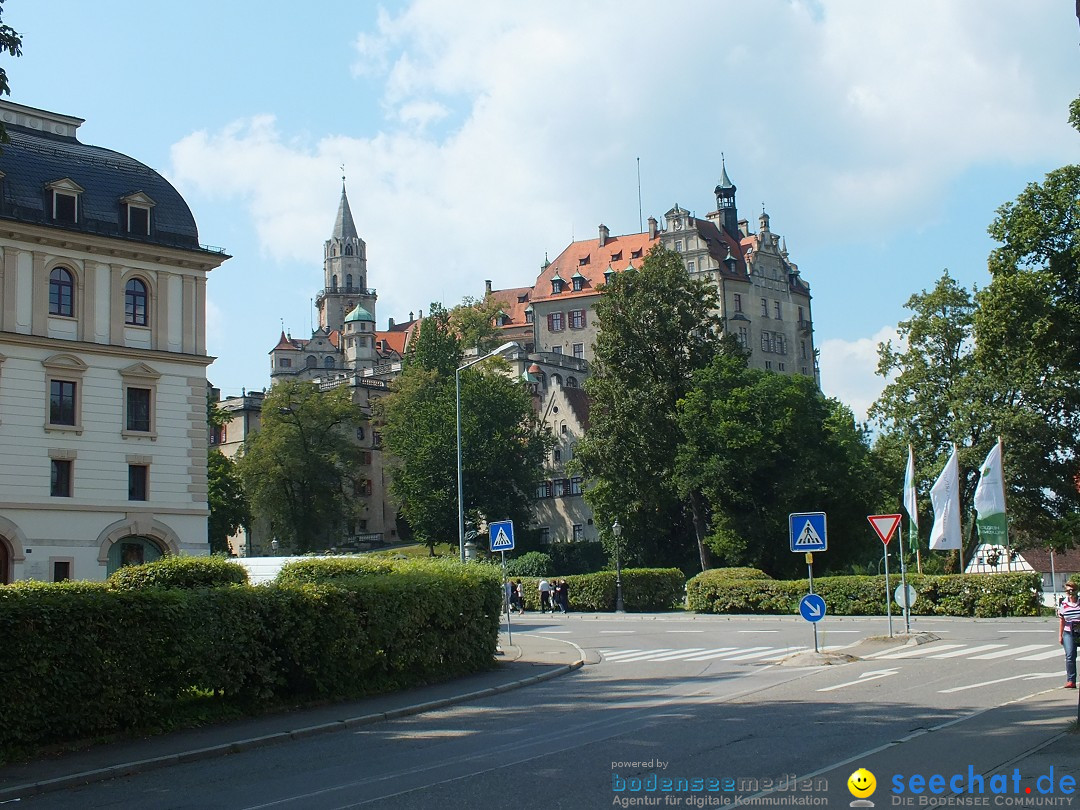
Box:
0, 658, 584, 803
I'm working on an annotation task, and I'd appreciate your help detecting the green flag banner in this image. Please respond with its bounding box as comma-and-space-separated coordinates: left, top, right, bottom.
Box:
975, 511, 1008, 545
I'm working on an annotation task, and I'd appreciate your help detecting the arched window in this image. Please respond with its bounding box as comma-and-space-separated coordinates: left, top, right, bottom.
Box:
566, 376, 578, 388
332, 275, 337, 289
49, 267, 74, 317
345, 244, 353, 256
323, 356, 335, 368
551, 373, 563, 386
125, 278, 148, 326
306, 355, 317, 368
346, 274, 353, 289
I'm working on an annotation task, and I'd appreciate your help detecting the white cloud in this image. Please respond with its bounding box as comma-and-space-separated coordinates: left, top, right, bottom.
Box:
818, 326, 898, 422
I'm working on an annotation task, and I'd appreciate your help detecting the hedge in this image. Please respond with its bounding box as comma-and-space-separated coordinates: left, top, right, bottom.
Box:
106, 554, 249, 589
511, 568, 685, 612
686, 571, 1042, 617
0, 560, 501, 762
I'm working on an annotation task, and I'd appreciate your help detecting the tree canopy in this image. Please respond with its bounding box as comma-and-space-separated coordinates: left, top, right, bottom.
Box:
0, 1, 21, 145
236, 380, 367, 553
377, 301, 551, 553
574, 245, 724, 571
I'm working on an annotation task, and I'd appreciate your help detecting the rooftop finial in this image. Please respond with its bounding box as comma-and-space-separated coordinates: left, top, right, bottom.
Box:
340, 164, 346, 189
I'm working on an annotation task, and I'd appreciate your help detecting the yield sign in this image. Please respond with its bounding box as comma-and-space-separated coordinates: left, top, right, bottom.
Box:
868, 513, 903, 545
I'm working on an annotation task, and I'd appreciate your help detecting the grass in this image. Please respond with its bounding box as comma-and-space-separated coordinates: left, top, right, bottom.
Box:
371, 542, 457, 559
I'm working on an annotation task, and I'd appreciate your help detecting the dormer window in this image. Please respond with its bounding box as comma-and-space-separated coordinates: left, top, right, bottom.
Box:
46, 178, 85, 225
578, 255, 590, 266
551, 274, 564, 295
120, 192, 155, 235
631, 249, 643, 259
610, 251, 622, 262
525, 305, 534, 324
571, 272, 586, 292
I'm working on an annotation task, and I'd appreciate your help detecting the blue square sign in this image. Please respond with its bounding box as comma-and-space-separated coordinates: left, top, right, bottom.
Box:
789, 512, 827, 552
489, 520, 515, 552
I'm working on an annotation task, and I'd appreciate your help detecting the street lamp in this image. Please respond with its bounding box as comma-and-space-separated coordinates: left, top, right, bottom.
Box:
456, 341, 520, 563
612, 520, 625, 613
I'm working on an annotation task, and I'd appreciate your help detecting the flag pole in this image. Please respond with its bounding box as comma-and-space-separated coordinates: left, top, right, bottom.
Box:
998, 436, 1011, 570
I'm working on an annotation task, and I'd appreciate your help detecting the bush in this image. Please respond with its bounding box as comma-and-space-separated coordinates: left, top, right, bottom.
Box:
514, 568, 685, 612
548, 543, 608, 575
505, 551, 553, 578
686, 571, 1042, 618
106, 554, 249, 590
275, 555, 396, 585
0, 560, 501, 762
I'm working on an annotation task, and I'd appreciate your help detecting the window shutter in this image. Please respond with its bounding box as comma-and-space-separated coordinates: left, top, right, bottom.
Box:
547, 313, 554, 331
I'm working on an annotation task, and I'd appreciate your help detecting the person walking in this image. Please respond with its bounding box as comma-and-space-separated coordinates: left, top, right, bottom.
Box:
555, 579, 569, 613
513, 580, 525, 614
538, 578, 552, 613
1059, 581, 1080, 688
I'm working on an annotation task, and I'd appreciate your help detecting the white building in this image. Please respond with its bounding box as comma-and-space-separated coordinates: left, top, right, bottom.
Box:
0, 101, 228, 582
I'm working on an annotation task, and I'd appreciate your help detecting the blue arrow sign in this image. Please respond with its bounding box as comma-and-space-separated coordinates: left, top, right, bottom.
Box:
489, 520, 515, 552
789, 512, 827, 552
800, 593, 826, 623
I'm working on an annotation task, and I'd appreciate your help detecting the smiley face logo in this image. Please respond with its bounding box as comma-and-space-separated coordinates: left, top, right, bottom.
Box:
848, 768, 877, 798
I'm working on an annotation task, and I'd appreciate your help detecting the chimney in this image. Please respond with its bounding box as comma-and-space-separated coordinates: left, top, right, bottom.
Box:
648, 216, 658, 240
409, 311, 414, 321
598, 224, 609, 247
388, 317, 395, 329
485, 279, 493, 296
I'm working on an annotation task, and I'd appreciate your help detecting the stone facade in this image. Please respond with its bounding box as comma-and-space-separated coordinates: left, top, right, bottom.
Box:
0, 101, 228, 582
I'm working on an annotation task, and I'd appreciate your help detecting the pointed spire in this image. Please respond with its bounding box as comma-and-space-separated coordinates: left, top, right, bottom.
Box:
717, 153, 734, 190
333, 177, 359, 240
781, 237, 789, 258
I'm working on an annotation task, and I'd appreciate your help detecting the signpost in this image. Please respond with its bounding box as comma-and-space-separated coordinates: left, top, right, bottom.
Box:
489, 520, 515, 644
868, 514, 905, 636
791, 513, 828, 651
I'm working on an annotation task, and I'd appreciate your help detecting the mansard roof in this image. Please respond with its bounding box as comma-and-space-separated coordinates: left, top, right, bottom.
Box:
0, 101, 212, 253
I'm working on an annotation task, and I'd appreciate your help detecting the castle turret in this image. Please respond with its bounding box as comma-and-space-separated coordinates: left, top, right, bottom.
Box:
317, 179, 376, 334
713, 157, 738, 239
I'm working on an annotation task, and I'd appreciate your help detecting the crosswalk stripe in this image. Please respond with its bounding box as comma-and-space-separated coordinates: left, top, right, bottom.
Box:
872, 644, 965, 659
722, 648, 783, 661
1016, 649, 1065, 661
603, 649, 675, 662
929, 644, 1006, 658
598, 649, 643, 659
968, 644, 1054, 660
682, 646, 765, 661
646, 648, 709, 661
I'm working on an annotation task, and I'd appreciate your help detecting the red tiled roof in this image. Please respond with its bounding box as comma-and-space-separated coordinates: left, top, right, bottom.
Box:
270, 331, 305, 353
531, 231, 659, 304
1016, 546, 1080, 574
488, 285, 533, 327
377, 329, 409, 356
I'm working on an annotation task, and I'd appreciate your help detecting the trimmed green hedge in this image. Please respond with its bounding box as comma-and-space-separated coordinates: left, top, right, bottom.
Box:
106, 554, 249, 589
511, 568, 685, 612
275, 555, 396, 584
0, 560, 501, 762
686, 571, 1042, 618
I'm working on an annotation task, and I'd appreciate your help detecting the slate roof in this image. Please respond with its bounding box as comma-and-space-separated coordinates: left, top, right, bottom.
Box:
0, 109, 208, 253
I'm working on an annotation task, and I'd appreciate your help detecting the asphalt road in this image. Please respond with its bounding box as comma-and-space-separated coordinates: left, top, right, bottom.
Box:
20, 614, 1078, 809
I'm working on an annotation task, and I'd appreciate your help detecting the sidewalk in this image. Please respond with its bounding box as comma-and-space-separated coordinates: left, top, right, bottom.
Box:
0, 630, 584, 803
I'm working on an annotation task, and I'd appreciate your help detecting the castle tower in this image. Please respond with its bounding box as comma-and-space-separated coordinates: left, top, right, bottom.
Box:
316, 180, 376, 334
713, 157, 739, 239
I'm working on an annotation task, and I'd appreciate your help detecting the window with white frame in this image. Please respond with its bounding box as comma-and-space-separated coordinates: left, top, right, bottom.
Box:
572, 524, 583, 541
569, 309, 586, 329
572, 343, 584, 359
49, 267, 75, 317
548, 312, 564, 332
125, 278, 149, 326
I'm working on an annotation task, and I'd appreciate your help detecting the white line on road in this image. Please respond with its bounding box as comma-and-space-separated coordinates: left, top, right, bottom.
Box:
869, 644, 965, 659
723, 648, 784, 661
968, 644, 1052, 659
680, 647, 754, 661
1016, 649, 1065, 661
602, 649, 675, 662
928, 644, 1005, 658
816, 669, 899, 692
938, 672, 1059, 693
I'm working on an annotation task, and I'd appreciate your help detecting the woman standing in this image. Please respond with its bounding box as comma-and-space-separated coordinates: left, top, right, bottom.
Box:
1058, 581, 1080, 689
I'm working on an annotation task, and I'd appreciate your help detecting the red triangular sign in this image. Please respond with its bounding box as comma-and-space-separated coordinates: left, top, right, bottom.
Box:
868, 514, 903, 545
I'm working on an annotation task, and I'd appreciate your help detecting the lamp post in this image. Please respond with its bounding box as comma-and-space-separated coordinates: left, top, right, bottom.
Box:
612, 520, 624, 613
456, 341, 520, 563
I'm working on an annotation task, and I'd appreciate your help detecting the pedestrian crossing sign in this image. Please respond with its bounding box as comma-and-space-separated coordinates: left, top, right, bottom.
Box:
489, 520, 515, 552
789, 512, 827, 552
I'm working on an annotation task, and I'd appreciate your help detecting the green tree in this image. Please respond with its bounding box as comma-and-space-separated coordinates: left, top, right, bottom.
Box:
378, 302, 551, 553
0, 1, 22, 146
207, 449, 249, 555
574, 245, 723, 572
679, 352, 888, 577
972, 102, 1080, 546
236, 380, 367, 553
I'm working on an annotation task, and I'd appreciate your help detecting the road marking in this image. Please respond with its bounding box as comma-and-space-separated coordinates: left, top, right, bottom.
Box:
666, 630, 705, 634
1016, 649, 1065, 661
645, 648, 709, 661
870, 644, 965, 659
602, 649, 675, 662
723, 648, 784, 661
817, 669, 899, 692
968, 644, 1052, 659
938, 672, 1059, 693
928, 644, 1005, 658
682, 647, 761, 661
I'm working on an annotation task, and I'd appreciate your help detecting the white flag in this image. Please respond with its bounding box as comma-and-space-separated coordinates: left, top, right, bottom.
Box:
973, 441, 1006, 519
929, 445, 962, 550
903, 444, 918, 528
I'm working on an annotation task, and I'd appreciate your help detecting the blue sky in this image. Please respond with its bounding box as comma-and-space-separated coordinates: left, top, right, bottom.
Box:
6, 1, 1077, 419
